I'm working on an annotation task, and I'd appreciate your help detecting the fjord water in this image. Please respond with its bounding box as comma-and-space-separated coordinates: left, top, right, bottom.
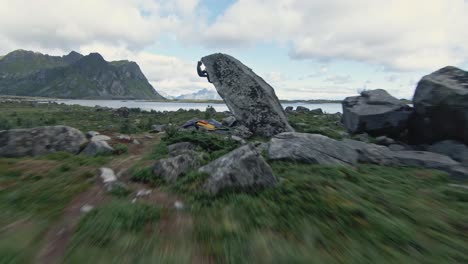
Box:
52, 99, 343, 113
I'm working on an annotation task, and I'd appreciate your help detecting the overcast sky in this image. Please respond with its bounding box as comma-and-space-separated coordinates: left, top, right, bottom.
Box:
1, 0, 467, 99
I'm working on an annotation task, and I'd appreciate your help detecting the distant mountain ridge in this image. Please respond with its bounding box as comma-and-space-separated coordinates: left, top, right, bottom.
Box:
176, 88, 221, 100
0, 50, 165, 100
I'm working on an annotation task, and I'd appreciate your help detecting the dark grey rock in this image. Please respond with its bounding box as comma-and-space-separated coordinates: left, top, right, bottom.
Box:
427, 140, 468, 165
388, 144, 406, 151
167, 142, 197, 157
232, 125, 253, 139
199, 144, 277, 195
296, 106, 310, 113
392, 151, 467, 180
81, 140, 114, 156
86, 131, 100, 139
341, 139, 396, 165
151, 124, 168, 133
285, 106, 294, 113
376, 136, 396, 146
113, 107, 130, 118
201, 53, 293, 137
222, 116, 237, 127
310, 108, 324, 115
153, 154, 199, 183
0, 126, 87, 157
268, 132, 358, 165
409, 66, 468, 144
342, 89, 412, 136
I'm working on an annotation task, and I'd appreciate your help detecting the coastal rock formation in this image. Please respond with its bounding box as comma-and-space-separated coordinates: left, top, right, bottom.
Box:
199, 144, 277, 195
409, 66, 468, 144
0, 125, 87, 157
268, 132, 358, 165
201, 53, 293, 137
342, 89, 412, 136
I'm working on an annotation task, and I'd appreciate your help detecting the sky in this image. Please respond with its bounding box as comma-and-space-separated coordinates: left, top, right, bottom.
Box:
1, 0, 467, 100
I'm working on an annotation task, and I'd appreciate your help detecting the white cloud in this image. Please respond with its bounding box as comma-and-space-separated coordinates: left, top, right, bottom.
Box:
325, 74, 352, 85
196, 0, 468, 71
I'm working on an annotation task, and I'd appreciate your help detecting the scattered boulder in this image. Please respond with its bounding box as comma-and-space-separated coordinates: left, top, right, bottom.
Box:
113, 107, 130, 118
81, 140, 114, 156
232, 125, 253, 139
392, 151, 467, 180
153, 154, 199, 183
90, 135, 111, 142
296, 106, 310, 113
0, 126, 87, 157
201, 53, 293, 137
285, 106, 294, 113
427, 140, 468, 165
341, 139, 396, 165
167, 142, 197, 157
310, 108, 324, 115
388, 144, 407, 151
86, 131, 100, 139
199, 144, 278, 195
375, 136, 396, 146
151, 124, 168, 133
410, 66, 468, 144
342, 89, 412, 136
222, 116, 237, 127
268, 132, 358, 165
100, 168, 117, 183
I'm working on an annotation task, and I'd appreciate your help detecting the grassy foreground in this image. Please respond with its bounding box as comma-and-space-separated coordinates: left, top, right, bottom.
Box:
0, 101, 467, 263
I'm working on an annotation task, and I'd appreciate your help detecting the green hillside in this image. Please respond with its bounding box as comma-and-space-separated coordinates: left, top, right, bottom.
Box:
0, 50, 165, 100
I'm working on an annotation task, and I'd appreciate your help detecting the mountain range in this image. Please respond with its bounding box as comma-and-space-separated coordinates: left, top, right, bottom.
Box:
175, 88, 221, 100
0, 50, 164, 100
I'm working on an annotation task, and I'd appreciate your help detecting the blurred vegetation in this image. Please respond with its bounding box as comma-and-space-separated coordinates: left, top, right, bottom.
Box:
0, 101, 467, 263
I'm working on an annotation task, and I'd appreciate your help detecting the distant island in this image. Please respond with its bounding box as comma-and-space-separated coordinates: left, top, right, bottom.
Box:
0, 50, 165, 100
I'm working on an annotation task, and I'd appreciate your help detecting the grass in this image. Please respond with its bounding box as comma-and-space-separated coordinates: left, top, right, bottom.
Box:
1, 101, 468, 263
178, 163, 468, 263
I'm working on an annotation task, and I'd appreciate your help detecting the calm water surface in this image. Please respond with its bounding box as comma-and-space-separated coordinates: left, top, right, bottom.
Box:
53, 100, 343, 113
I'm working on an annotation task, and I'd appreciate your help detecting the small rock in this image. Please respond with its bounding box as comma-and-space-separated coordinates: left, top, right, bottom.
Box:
285, 106, 294, 113
222, 116, 237, 127
100, 168, 117, 183
174, 201, 184, 210
388, 144, 406, 151
232, 125, 253, 139
132, 139, 141, 145
153, 154, 199, 183
81, 141, 114, 156
145, 135, 154, 139
86, 131, 100, 139
91, 135, 111, 142
376, 136, 396, 146
231, 135, 246, 144
150, 124, 168, 133
136, 189, 152, 197
80, 204, 94, 213
310, 108, 324, 115
116, 134, 132, 142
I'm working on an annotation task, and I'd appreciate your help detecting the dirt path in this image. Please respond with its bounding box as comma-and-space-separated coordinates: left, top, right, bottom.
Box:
35, 133, 160, 264
35, 133, 212, 263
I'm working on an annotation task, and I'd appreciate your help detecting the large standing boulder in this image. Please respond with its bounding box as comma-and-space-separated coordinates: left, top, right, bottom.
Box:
0, 126, 87, 157
199, 144, 277, 195
342, 89, 412, 136
268, 132, 358, 165
409, 66, 468, 144
201, 53, 293, 137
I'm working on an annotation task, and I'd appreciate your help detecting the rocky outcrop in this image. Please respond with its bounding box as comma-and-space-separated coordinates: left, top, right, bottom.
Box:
201, 53, 293, 137
0, 126, 87, 157
153, 154, 199, 183
199, 144, 277, 195
342, 89, 412, 136
268, 132, 358, 165
409, 66, 468, 144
